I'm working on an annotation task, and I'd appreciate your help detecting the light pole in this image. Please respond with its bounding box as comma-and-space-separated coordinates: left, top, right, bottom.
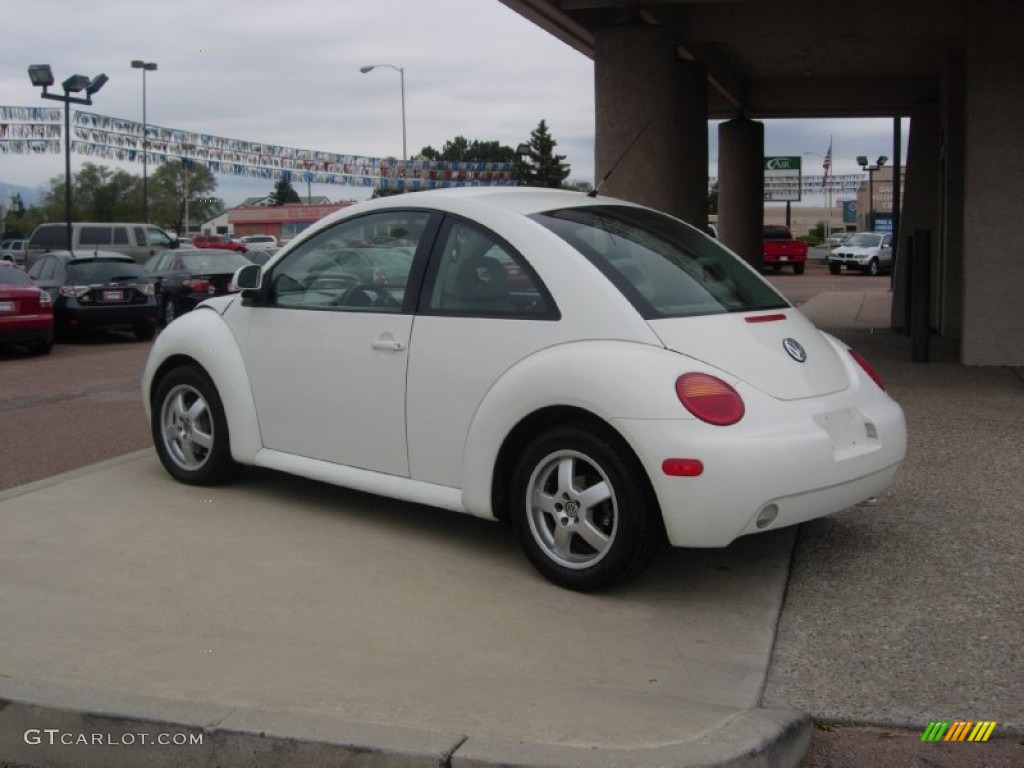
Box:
28, 65, 108, 251
857, 155, 887, 231
359, 64, 406, 160
131, 60, 158, 222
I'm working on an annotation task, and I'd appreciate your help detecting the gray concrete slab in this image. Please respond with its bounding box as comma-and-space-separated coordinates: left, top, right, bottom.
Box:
0, 451, 808, 766
766, 291, 1024, 736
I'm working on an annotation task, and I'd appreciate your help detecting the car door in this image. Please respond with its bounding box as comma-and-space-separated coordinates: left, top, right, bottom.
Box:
243, 210, 434, 477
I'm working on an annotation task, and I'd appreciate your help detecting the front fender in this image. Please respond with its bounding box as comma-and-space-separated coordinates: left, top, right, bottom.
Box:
459, 340, 724, 517
142, 307, 263, 464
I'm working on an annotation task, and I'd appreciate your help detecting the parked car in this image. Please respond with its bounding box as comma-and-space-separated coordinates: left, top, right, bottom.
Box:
0, 239, 29, 265
826, 232, 849, 247
191, 234, 248, 253
239, 234, 278, 250
25, 222, 178, 267
175, 237, 194, 248
0, 263, 54, 354
143, 188, 906, 592
828, 232, 894, 275
762, 225, 808, 274
243, 247, 278, 266
27, 251, 158, 340
144, 249, 252, 326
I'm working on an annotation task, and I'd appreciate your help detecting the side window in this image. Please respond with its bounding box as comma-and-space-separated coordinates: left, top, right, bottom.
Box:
425, 219, 555, 318
134, 227, 147, 246
147, 227, 173, 248
80, 226, 112, 246
268, 210, 428, 312
35, 257, 57, 281
113, 227, 130, 245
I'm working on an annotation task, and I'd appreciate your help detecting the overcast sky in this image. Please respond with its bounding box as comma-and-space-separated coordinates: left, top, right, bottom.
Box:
1, 0, 903, 207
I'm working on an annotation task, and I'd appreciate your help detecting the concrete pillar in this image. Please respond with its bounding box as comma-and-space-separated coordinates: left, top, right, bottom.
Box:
594, 25, 708, 226
961, 0, 1024, 365
890, 103, 941, 334
718, 118, 764, 268
939, 49, 966, 341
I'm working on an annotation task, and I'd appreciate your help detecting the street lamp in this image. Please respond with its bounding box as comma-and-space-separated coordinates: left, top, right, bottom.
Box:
27, 64, 108, 251
857, 155, 888, 231
131, 60, 158, 222
359, 64, 406, 160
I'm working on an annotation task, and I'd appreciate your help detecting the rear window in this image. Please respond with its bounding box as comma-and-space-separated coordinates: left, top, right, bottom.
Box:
180, 252, 251, 272
532, 205, 787, 319
0, 265, 32, 285
763, 226, 791, 240
66, 261, 148, 283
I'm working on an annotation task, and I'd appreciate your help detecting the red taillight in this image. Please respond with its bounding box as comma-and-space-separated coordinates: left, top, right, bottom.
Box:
185, 278, 214, 294
675, 373, 745, 426
848, 348, 885, 391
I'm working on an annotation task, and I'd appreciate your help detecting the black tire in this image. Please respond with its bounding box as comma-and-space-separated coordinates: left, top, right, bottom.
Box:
134, 323, 156, 341
510, 424, 662, 591
793, 262, 806, 275
866, 258, 880, 276
829, 263, 841, 275
162, 297, 178, 327
151, 366, 235, 485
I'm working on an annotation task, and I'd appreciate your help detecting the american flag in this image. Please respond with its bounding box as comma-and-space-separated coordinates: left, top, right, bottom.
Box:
822, 140, 833, 188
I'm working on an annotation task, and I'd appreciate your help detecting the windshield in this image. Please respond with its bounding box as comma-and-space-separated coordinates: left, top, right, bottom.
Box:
532, 205, 788, 318
66, 261, 148, 284
845, 233, 883, 247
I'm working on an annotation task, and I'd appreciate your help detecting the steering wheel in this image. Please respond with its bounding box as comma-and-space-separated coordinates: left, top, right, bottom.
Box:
336, 284, 401, 309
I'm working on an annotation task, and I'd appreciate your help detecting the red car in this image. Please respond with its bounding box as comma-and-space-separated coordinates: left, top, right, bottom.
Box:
0, 263, 54, 354
191, 234, 248, 253
762, 225, 808, 275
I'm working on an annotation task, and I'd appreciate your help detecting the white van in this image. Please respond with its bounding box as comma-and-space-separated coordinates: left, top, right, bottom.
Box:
26, 222, 178, 267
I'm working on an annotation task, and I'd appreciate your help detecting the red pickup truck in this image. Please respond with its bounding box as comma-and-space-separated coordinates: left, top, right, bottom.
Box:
191, 234, 248, 253
762, 225, 807, 275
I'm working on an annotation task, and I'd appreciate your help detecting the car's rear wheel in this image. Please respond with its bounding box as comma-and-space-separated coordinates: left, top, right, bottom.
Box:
793, 262, 805, 275
829, 263, 841, 275
162, 297, 178, 326
152, 366, 234, 485
510, 425, 662, 591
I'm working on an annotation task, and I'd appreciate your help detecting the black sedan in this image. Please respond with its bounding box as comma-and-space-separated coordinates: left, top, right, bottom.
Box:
26, 251, 158, 341
144, 249, 252, 326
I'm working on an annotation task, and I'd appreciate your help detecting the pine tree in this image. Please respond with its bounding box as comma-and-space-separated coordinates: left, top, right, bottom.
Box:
514, 120, 570, 188
270, 177, 302, 206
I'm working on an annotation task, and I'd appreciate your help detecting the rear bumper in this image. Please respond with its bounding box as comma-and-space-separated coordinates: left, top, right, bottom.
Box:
0, 315, 53, 346
56, 302, 158, 330
614, 384, 907, 547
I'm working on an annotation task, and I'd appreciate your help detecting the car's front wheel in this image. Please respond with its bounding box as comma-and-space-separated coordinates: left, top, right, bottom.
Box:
152, 366, 234, 485
866, 258, 880, 276
510, 425, 662, 591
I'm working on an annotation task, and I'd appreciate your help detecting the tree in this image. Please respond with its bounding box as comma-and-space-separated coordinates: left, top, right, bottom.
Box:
148, 161, 221, 233
41, 163, 141, 223
419, 136, 516, 163
514, 120, 570, 188
270, 178, 301, 206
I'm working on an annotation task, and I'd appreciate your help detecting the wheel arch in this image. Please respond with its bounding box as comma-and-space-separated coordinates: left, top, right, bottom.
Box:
143, 310, 263, 464
487, 405, 660, 527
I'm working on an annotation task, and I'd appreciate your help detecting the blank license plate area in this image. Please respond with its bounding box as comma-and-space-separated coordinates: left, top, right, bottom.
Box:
813, 407, 878, 460
102, 290, 124, 302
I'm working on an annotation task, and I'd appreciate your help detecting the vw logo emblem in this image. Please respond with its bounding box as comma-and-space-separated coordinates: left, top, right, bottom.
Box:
782, 338, 807, 363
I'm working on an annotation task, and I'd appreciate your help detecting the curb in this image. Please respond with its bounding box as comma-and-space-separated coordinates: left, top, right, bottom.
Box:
0, 680, 811, 768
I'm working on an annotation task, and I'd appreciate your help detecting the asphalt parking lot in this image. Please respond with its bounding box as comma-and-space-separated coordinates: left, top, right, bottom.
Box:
1, 263, 1021, 767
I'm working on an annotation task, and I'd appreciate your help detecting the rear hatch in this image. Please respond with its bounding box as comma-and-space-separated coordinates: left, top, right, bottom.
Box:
66, 260, 153, 305
648, 310, 849, 400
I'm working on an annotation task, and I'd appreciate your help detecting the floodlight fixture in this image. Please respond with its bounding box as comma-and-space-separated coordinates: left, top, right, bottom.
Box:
28, 64, 54, 87
62, 74, 90, 93
360, 63, 407, 160
86, 73, 109, 96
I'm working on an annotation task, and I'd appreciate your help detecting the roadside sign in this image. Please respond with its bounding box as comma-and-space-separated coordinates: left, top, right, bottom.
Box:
764, 156, 802, 202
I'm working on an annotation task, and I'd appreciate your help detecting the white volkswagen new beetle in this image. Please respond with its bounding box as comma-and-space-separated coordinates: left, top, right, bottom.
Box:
143, 187, 906, 591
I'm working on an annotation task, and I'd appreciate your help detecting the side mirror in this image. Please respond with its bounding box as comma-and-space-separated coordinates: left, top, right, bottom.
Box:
234, 263, 262, 292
